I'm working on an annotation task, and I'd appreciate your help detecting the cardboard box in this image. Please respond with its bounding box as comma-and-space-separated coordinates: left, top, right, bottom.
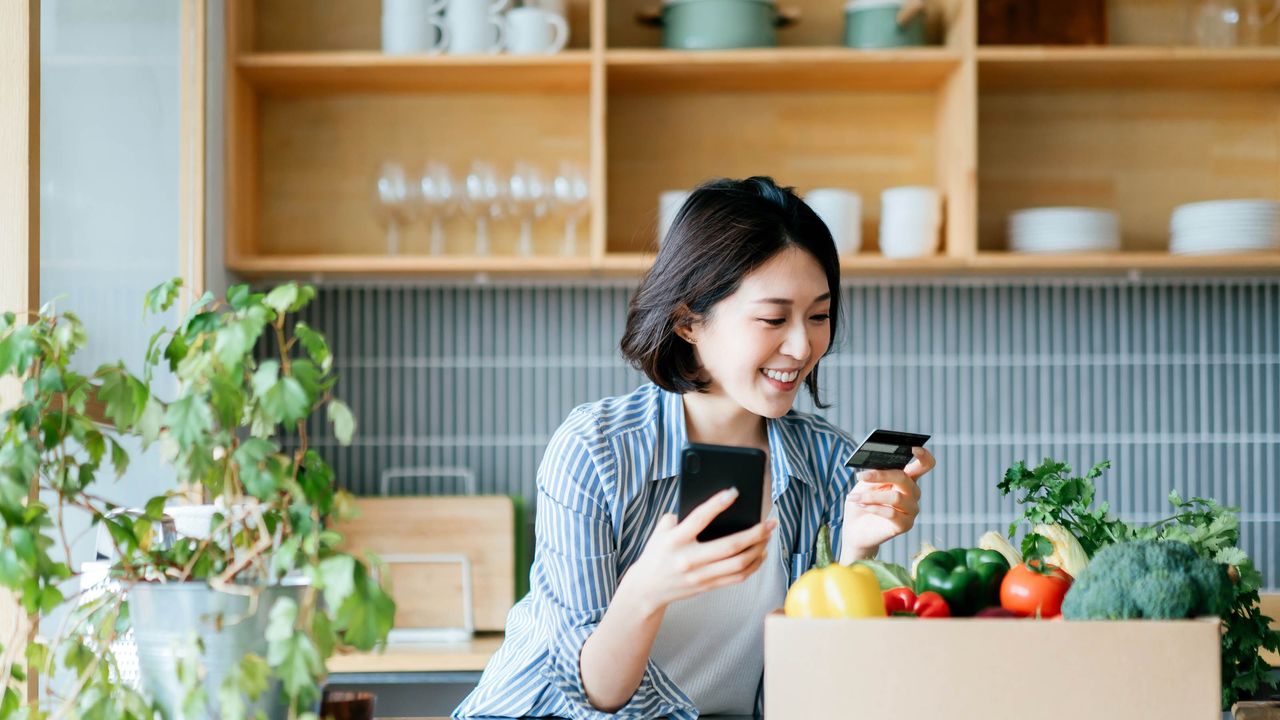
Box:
765, 614, 1221, 720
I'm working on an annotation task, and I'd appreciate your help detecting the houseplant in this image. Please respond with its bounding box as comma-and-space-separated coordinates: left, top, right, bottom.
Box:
0, 279, 395, 719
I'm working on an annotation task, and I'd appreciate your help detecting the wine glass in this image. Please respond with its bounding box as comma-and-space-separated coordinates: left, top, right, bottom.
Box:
464, 160, 507, 256
552, 161, 590, 256
419, 161, 459, 256
374, 161, 413, 255
508, 161, 549, 257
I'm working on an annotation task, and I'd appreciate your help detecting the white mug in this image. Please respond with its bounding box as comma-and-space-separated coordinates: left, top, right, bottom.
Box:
805, 188, 862, 255
879, 186, 942, 258
382, 0, 450, 54
447, 0, 510, 54
658, 190, 691, 246
505, 7, 569, 55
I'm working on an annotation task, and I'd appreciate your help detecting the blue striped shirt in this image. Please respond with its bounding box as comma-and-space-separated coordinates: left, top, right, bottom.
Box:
453, 383, 861, 719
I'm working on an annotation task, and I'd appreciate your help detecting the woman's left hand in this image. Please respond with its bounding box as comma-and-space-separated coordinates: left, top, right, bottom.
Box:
840, 447, 935, 562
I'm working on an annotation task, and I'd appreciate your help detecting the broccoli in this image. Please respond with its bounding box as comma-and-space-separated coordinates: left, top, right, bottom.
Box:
1061, 539, 1231, 620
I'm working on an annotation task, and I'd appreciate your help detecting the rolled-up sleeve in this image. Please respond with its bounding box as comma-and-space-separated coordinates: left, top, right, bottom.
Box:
535, 409, 693, 720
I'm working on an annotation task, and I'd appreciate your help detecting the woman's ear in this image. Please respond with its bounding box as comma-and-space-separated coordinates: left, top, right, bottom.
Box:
672, 304, 700, 344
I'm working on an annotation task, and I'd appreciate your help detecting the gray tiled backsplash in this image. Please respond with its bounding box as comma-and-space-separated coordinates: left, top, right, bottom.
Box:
285, 278, 1279, 590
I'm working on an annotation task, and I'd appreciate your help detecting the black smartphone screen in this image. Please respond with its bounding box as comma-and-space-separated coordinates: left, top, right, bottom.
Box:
677, 443, 766, 542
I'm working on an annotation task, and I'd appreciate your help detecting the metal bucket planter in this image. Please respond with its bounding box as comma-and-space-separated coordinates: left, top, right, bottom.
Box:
128, 582, 305, 720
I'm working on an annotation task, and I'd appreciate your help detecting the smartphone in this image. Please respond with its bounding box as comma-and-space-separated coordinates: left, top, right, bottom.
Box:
677, 443, 766, 542
845, 429, 931, 470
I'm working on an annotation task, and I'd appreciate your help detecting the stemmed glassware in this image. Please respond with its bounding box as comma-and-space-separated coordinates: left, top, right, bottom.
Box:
374, 161, 414, 255
509, 161, 550, 257
552, 161, 590, 257
464, 160, 507, 257
419, 160, 460, 256
375, 159, 589, 257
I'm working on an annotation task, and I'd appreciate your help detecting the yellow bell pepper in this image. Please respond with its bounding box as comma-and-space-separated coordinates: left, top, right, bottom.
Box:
784, 563, 886, 618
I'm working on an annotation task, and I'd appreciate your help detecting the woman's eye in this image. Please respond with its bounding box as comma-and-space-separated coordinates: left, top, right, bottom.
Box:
810, 313, 831, 322
759, 318, 786, 326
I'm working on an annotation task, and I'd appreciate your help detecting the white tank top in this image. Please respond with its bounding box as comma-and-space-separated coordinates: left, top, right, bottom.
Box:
648, 507, 787, 715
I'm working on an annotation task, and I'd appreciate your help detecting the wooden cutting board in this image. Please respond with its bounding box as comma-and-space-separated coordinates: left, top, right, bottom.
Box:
335, 496, 514, 632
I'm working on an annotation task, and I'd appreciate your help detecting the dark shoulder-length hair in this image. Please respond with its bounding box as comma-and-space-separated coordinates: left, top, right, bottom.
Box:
619, 176, 841, 408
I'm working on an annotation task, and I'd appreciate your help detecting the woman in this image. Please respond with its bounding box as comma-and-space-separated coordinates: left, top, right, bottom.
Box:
454, 177, 934, 719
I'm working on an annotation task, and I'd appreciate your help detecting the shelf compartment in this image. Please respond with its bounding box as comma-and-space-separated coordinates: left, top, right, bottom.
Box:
606, 48, 963, 93
979, 47, 1280, 90
247, 0, 594, 53
978, 85, 1280, 254
238, 52, 593, 94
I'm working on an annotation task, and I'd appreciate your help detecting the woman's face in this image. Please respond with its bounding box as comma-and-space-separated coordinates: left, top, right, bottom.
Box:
682, 246, 833, 419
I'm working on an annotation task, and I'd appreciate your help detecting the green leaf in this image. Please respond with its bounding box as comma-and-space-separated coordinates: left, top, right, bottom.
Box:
164, 394, 214, 448
328, 400, 355, 445
293, 322, 331, 373
37, 366, 64, 393
84, 430, 106, 466
218, 652, 270, 720
0, 325, 39, 375
109, 437, 130, 476
227, 284, 253, 310
271, 536, 302, 579
266, 597, 323, 703
318, 555, 356, 611
1020, 533, 1053, 564
137, 398, 165, 447
262, 377, 310, 428
234, 438, 283, 500
97, 364, 149, 431
39, 585, 63, 614
164, 332, 190, 371
263, 284, 299, 315
209, 372, 246, 429
144, 277, 183, 315
336, 565, 396, 650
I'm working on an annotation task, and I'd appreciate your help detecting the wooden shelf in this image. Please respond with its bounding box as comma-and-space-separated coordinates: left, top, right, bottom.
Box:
227, 254, 597, 277
972, 251, 1280, 273
606, 47, 964, 93
237, 51, 594, 94
225, 1, 1280, 278
978, 46, 1280, 89
327, 634, 503, 674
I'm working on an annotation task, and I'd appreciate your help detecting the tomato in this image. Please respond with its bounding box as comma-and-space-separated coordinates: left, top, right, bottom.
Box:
999, 561, 1073, 618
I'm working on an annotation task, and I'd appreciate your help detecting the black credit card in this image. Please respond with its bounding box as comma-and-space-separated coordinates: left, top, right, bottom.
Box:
845, 429, 930, 470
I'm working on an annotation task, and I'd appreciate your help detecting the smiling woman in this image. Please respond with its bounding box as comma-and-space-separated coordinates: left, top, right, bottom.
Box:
452, 177, 935, 720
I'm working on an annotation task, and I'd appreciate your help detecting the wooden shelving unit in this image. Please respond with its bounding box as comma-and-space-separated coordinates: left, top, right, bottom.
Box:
226, 0, 1280, 278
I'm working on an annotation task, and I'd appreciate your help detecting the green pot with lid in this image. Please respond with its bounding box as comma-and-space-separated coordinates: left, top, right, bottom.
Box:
844, 0, 926, 49
650, 0, 788, 50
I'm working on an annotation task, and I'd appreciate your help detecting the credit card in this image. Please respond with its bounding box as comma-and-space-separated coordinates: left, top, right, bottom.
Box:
845, 429, 930, 470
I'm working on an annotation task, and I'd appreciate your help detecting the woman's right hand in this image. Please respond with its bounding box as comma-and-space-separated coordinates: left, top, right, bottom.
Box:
617, 488, 777, 615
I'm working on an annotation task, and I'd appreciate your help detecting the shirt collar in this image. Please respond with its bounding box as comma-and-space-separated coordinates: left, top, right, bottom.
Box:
653, 385, 816, 493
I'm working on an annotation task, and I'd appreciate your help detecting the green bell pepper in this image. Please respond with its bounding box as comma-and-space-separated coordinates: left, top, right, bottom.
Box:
913, 548, 1010, 616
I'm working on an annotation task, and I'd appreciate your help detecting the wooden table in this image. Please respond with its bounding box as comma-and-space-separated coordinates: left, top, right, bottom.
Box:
327, 633, 503, 685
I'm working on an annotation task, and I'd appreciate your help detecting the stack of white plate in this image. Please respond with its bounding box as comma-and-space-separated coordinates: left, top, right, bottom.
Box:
1169, 199, 1280, 255
1007, 207, 1121, 253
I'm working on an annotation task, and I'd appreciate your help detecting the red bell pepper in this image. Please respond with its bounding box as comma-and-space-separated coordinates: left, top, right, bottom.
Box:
882, 587, 951, 618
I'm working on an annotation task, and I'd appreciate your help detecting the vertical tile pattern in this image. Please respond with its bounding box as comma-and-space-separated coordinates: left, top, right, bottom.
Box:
284, 278, 1280, 590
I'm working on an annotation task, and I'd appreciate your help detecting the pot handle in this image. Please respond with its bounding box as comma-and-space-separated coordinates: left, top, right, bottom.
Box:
636, 5, 663, 28
776, 6, 801, 28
